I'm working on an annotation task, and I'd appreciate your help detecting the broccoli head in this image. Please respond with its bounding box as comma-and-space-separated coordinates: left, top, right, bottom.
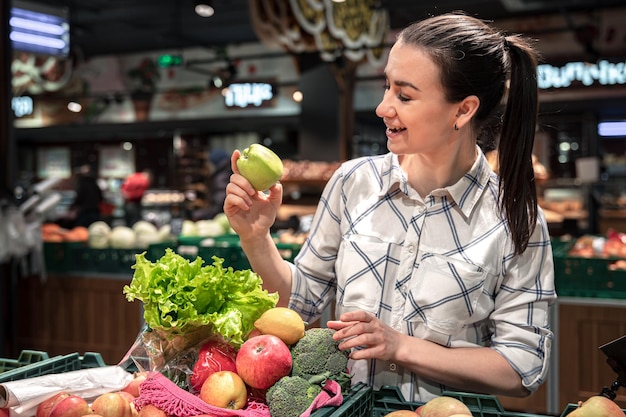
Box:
266, 375, 322, 417
290, 328, 350, 388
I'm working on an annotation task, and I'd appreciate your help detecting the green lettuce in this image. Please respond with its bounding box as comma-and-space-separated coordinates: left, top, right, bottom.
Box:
123, 248, 278, 347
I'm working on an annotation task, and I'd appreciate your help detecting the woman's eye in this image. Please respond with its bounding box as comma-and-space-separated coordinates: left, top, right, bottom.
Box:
397, 94, 410, 102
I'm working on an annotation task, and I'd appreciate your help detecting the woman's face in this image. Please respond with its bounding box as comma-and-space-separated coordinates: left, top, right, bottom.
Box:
375, 41, 460, 157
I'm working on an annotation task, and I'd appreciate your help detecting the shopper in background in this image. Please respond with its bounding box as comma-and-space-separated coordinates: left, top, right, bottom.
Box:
120, 169, 151, 226
193, 149, 232, 220
223, 12, 556, 402
69, 164, 103, 228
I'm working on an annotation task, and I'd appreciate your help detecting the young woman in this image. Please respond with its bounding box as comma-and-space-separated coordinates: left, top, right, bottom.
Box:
223, 12, 556, 402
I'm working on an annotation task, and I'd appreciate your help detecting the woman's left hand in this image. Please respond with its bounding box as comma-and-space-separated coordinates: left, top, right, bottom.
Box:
327, 310, 403, 362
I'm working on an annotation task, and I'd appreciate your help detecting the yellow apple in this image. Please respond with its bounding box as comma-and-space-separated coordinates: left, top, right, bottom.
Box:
199, 370, 247, 410
419, 396, 472, 417
567, 396, 624, 416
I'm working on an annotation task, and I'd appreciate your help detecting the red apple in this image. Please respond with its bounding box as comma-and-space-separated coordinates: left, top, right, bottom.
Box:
236, 334, 292, 390
122, 372, 148, 397
190, 339, 238, 392
48, 395, 93, 417
567, 395, 625, 416
199, 371, 247, 410
91, 393, 134, 417
137, 404, 167, 417
36, 392, 71, 417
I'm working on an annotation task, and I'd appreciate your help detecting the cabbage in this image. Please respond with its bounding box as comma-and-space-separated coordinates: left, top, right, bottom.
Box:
158, 224, 176, 243
195, 219, 224, 238
132, 220, 160, 248
180, 220, 198, 237
212, 213, 233, 234
88, 221, 111, 249
110, 226, 137, 249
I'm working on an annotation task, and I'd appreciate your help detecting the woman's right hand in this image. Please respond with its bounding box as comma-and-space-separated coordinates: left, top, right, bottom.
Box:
223, 149, 283, 240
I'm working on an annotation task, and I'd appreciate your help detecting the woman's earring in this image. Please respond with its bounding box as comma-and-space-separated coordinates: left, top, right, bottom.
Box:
454, 123, 459, 131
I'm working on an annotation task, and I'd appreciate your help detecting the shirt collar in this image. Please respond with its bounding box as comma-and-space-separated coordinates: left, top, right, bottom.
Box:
378, 146, 494, 218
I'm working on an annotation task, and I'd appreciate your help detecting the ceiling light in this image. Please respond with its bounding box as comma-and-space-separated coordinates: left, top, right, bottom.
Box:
67, 101, 82, 112
598, 121, 626, 137
195, 1, 214, 17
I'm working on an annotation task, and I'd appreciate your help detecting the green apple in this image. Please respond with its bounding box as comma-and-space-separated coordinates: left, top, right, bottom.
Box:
236, 143, 284, 191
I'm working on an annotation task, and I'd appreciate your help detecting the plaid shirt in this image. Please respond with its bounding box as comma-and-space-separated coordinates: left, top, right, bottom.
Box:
287, 148, 556, 402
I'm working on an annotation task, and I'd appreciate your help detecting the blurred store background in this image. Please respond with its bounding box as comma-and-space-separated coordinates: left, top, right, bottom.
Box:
1, 1, 626, 415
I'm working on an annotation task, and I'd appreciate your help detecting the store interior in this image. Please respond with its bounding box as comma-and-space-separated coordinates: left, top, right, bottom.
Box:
1, 1, 626, 416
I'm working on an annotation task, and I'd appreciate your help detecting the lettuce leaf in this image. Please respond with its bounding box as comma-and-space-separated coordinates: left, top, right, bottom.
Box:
123, 248, 278, 347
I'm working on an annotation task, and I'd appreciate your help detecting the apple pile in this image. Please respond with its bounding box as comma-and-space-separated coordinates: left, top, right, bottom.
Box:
33, 372, 148, 417
192, 306, 308, 410
28, 306, 310, 417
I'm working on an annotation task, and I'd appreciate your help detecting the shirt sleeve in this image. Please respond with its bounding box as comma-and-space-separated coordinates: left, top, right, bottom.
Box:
490, 208, 557, 393
287, 166, 345, 324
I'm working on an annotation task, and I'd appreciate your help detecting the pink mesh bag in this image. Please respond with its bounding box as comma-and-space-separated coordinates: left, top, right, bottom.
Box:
134, 371, 343, 417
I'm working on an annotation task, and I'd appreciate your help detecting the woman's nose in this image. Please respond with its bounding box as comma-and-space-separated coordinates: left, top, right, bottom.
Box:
375, 97, 394, 119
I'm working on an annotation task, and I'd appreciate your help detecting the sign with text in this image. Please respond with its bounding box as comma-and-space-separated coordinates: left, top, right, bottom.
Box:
538, 59, 626, 90
224, 82, 276, 109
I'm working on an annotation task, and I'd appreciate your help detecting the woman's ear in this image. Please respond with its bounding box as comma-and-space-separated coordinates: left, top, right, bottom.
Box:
455, 95, 480, 130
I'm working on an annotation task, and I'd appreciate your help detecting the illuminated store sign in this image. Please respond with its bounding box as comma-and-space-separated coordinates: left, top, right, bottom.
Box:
12, 96, 33, 117
224, 82, 275, 108
10, 1, 70, 57
538, 60, 626, 89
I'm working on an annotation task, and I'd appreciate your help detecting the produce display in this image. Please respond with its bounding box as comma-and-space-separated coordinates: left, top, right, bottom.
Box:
567, 229, 626, 261
120, 249, 347, 417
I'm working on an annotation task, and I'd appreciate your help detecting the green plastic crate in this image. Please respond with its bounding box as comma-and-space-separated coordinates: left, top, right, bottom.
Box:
310, 382, 372, 417
0, 352, 106, 383
43, 242, 69, 273
147, 234, 302, 271
65, 244, 145, 274
371, 386, 552, 417
553, 240, 626, 299
0, 350, 49, 375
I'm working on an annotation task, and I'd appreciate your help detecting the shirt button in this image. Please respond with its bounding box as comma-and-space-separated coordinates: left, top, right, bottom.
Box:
407, 245, 414, 253
389, 363, 397, 371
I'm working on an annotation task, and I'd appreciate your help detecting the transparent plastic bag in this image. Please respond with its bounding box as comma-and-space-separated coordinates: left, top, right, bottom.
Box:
118, 324, 226, 392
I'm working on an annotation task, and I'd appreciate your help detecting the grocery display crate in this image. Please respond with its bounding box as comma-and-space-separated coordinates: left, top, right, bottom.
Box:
552, 240, 626, 299
0, 351, 106, 383
43, 242, 69, 273
147, 234, 302, 270
64, 242, 146, 274
0, 350, 49, 376
372, 386, 553, 417
311, 382, 372, 417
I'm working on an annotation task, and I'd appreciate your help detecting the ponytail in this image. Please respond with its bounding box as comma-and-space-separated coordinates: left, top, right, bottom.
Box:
498, 36, 539, 255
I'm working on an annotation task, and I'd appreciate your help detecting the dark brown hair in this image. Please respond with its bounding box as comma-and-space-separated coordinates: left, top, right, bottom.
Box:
398, 12, 539, 255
